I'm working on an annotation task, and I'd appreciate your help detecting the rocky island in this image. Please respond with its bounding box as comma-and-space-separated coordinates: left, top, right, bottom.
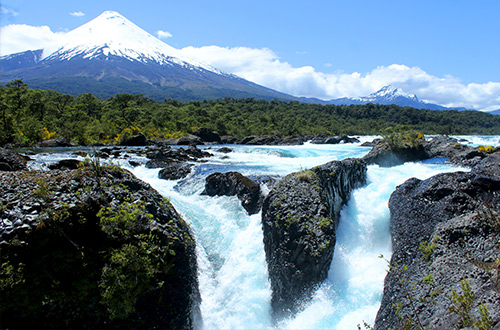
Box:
0, 156, 200, 329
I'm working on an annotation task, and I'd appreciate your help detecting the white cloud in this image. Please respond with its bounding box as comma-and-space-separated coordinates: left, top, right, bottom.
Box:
69, 11, 85, 17
0, 24, 64, 56
157, 30, 172, 39
1, 22, 499, 111
1, 7, 19, 17
179, 46, 500, 111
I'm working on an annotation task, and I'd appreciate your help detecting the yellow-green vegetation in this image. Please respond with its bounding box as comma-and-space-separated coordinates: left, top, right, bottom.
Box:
381, 129, 425, 150
99, 232, 174, 320
98, 201, 154, 240
419, 236, 439, 263
33, 178, 52, 201
296, 169, 317, 183
0, 167, 193, 328
2, 80, 500, 146
477, 145, 494, 153
449, 279, 494, 330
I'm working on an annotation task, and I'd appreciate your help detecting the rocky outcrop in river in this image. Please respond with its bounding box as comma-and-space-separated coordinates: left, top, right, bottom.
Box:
0, 148, 28, 171
203, 171, 263, 215
363, 135, 487, 167
0, 165, 200, 329
261, 158, 367, 319
375, 155, 500, 329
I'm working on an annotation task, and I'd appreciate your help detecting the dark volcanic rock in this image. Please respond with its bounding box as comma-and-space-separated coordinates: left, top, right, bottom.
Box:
0, 148, 28, 171
120, 133, 148, 146
363, 135, 488, 168
472, 154, 500, 180
424, 135, 487, 167
47, 158, 83, 170
239, 135, 283, 145
361, 138, 381, 147
261, 158, 367, 319
193, 128, 222, 144
177, 134, 203, 146
362, 139, 428, 167
158, 162, 194, 180
203, 171, 262, 215
220, 135, 239, 144
145, 145, 212, 168
36, 137, 73, 147
0, 166, 200, 329
310, 135, 360, 145
375, 159, 500, 329
217, 147, 233, 154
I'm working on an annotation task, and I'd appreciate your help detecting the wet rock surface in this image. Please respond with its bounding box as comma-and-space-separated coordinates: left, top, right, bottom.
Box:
0, 148, 29, 171
120, 133, 148, 146
375, 155, 500, 329
158, 162, 194, 180
145, 144, 212, 169
203, 171, 263, 215
362, 135, 488, 167
0, 166, 200, 329
261, 158, 367, 319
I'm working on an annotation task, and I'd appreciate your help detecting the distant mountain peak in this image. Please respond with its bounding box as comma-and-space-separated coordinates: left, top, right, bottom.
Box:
1, 11, 298, 102
326, 85, 468, 111
371, 85, 418, 100
42, 10, 221, 74
353, 85, 419, 102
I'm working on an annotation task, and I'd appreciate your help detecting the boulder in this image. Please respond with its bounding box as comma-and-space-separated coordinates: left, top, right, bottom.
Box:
217, 147, 233, 154
158, 162, 194, 180
375, 158, 500, 329
177, 135, 203, 146
203, 171, 262, 215
360, 138, 381, 147
0, 166, 200, 329
310, 135, 360, 145
362, 135, 489, 168
362, 139, 428, 167
145, 145, 212, 168
261, 158, 367, 319
0, 148, 28, 171
239, 135, 283, 145
36, 137, 73, 147
472, 154, 500, 180
193, 128, 222, 144
47, 158, 83, 170
120, 133, 148, 146
220, 135, 239, 144
280, 136, 307, 145
423, 135, 487, 167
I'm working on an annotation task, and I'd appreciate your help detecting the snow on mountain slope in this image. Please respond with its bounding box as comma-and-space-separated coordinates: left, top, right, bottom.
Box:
325, 85, 468, 110
358, 85, 419, 102
42, 11, 223, 75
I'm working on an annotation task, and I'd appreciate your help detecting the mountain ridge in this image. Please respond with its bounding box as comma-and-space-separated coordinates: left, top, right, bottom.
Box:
0, 11, 299, 102
327, 85, 470, 111
0, 11, 493, 113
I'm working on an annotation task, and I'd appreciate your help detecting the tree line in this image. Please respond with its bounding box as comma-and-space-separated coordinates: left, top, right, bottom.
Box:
1, 80, 499, 146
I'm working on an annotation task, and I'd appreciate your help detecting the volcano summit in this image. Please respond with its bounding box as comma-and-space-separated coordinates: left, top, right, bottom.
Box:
0, 11, 296, 101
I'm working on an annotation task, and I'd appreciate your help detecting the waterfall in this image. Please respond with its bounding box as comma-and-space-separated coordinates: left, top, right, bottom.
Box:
27, 139, 473, 328
129, 143, 464, 329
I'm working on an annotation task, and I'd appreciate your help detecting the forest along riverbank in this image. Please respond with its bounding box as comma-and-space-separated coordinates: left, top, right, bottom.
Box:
1, 135, 499, 329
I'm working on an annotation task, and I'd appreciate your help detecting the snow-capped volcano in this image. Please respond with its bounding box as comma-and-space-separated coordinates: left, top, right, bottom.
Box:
0, 11, 294, 101
327, 85, 467, 110
42, 11, 221, 74
358, 85, 419, 103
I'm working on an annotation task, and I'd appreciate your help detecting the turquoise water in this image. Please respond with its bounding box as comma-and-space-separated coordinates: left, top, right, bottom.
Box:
27, 137, 490, 329
127, 142, 467, 329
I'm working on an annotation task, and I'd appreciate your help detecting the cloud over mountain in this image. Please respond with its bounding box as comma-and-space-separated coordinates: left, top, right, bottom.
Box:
1, 22, 499, 111
179, 46, 500, 111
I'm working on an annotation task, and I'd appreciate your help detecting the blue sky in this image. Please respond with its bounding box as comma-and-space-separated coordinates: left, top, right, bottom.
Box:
1, 0, 500, 110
